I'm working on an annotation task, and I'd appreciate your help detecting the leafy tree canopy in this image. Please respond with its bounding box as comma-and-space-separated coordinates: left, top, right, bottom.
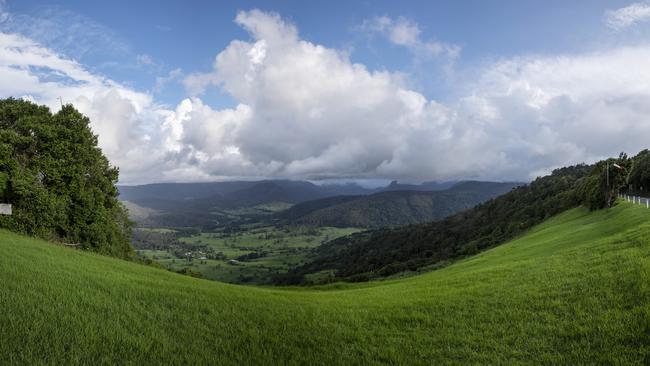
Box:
0, 98, 133, 258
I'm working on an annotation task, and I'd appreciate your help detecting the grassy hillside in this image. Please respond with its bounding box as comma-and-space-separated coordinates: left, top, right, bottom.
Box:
1, 201, 649, 364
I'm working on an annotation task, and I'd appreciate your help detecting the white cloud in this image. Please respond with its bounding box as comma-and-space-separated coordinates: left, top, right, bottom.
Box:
177, 10, 650, 182
0, 32, 174, 183
360, 16, 460, 60
154, 67, 182, 93
136, 54, 154, 66
605, 1, 650, 30
3, 9, 650, 184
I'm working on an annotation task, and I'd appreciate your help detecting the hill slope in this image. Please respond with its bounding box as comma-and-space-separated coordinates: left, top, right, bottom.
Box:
273, 181, 521, 228
1, 202, 649, 364
282, 166, 588, 282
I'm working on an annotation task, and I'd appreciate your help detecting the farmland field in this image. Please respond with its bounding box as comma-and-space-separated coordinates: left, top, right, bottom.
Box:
136, 226, 361, 284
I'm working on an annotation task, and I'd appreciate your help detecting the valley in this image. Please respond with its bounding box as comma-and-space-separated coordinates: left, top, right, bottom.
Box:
123, 179, 519, 283
134, 225, 361, 284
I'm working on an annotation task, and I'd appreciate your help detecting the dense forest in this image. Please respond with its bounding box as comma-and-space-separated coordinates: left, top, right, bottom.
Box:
278, 151, 643, 284
0, 98, 132, 258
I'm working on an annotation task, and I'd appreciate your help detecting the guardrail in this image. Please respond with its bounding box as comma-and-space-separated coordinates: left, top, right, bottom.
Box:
619, 193, 650, 208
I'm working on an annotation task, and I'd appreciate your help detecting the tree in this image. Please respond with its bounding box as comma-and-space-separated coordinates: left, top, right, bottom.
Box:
578, 154, 630, 210
0, 98, 133, 258
627, 150, 650, 194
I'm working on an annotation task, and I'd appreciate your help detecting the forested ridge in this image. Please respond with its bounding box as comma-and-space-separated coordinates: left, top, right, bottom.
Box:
271, 181, 521, 228
279, 151, 649, 284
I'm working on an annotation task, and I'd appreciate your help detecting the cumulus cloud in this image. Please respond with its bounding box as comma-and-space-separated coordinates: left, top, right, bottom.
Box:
177, 10, 650, 182
3, 9, 650, 184
180, 10, 418, 178
360, 16, 460, 60
605, 1, 650, 30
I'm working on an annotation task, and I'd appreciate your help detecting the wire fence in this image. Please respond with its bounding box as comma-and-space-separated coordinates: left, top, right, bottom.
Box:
619, 193, 650, 208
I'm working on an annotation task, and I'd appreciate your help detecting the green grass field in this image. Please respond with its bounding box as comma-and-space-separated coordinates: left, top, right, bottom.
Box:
1, 201, 649, 365
137, 227, 178, 233
218, 201, 294, 216
139, 226, 360, 284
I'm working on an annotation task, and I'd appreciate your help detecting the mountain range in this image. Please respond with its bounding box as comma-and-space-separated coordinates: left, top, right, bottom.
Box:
119, 179, 521, 228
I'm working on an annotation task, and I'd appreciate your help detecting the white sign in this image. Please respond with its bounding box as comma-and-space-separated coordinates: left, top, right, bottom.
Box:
0, 204, 12, 215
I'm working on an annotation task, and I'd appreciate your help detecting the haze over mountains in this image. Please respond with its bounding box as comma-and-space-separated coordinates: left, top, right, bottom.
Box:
119, 180, 376, 209
119, 179, 521, 228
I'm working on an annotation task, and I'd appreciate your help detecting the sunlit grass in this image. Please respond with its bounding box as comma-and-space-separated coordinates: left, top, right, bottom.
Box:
1, 201, 648, 364
150, 226, 362, 283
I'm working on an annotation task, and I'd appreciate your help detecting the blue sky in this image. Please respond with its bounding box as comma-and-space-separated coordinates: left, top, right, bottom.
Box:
1, 1, 650, 183
4, 0, 636, 103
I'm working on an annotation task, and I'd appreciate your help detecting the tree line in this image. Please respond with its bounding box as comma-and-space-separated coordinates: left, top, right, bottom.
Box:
277, 150, 650, 284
